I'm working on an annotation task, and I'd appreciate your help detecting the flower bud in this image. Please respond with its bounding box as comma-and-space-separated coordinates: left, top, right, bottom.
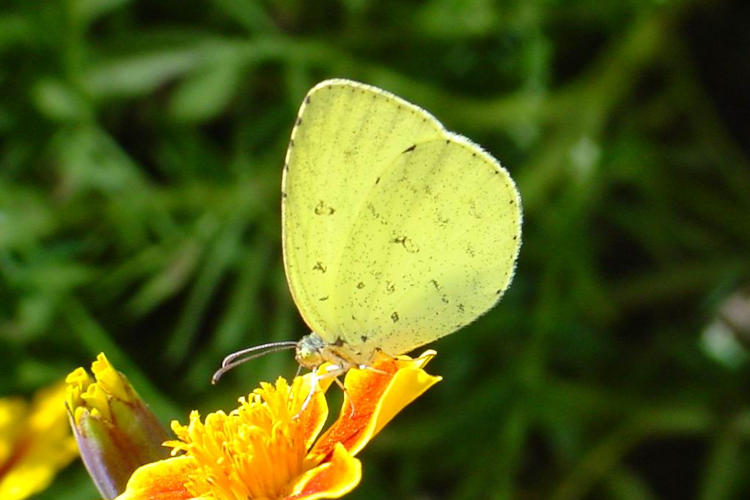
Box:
65, 353, 169, 499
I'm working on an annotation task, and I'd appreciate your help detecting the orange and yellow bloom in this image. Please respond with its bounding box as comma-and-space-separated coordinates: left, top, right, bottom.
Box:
67, 350, 440, 500
119, 351, 440, 499
0, 382, 78, 500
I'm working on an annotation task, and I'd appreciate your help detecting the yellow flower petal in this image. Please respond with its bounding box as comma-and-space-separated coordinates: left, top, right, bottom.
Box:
0, 383, 78, 500
368, 351, 440, 441
288, 443, 361, 500
0, 398, 27, 467
116, 456, 195, 500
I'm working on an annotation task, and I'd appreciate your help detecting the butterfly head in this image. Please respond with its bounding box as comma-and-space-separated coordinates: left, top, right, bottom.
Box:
295, 332, 327, 369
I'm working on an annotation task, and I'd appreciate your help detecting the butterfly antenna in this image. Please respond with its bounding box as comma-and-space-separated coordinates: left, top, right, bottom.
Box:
211, 341, 298, 384
220, 341, 298, 368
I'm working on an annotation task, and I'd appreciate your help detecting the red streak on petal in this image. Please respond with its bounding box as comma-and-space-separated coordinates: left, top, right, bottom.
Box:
311, 359, 398, 459
0, 436, 30, 479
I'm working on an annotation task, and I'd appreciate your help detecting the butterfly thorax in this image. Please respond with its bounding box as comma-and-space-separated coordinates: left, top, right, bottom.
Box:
295, 332, 373, 370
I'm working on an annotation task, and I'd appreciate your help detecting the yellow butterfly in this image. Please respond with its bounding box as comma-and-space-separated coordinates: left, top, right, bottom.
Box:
213, 79, 521, 383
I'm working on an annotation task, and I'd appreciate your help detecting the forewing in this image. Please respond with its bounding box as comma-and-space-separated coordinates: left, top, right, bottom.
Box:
282, 79, 444, 339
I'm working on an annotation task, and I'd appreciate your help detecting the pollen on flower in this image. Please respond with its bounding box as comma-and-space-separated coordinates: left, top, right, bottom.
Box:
166, 376, 327, 500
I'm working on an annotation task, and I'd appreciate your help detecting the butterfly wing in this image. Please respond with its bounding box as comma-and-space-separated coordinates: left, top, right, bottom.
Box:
282, 79, 444, 340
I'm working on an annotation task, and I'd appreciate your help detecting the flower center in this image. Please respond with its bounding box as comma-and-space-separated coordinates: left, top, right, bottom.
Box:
168, 378, 321, 499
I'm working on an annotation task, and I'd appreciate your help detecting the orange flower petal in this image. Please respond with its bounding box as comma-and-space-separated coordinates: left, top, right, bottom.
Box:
310, 350, 441, 459
293, 374, 333, 451
287, 443, 361, 500
115, 456, 195, 500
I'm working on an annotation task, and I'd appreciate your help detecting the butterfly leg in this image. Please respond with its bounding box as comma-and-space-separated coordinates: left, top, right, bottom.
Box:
295, 370, 321, 418
358, 347, 397, 375
295, 363, 348, 418
358, 364, 389, 375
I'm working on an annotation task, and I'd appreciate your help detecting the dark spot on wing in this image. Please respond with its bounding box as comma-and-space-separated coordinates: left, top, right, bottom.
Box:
314, 200, 335, 215
360, 335, 368, 342
333, 337, 346, 346
296, 117, 302, 126
391, 312, 399, 323
468, 201, 482, 219
403, 144, 416, 153
385, 281, 395, 293
366, 202, 380, 219
366, 202, 388, 226
457, 303, 465, 313
312, 262, 327, 273
375, 177, 381, 185
319, 296, 329, 301
357, 282, 365, 289
305, 95, 311, 104
393, 236, 419, 253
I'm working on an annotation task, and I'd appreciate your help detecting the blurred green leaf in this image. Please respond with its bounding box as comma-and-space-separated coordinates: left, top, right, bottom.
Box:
73, 0, 131, 26
169, 62, 244, 122
31, 78, 91, 121
84, 44, 216, 98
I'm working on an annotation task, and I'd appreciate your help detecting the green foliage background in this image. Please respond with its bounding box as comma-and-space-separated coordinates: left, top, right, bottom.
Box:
2, 0, 749, 498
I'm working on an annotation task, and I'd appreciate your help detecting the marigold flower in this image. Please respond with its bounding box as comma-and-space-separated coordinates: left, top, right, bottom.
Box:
66, 353, 170, 499
0, 382, 78, 500
116, 350, 440, 500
